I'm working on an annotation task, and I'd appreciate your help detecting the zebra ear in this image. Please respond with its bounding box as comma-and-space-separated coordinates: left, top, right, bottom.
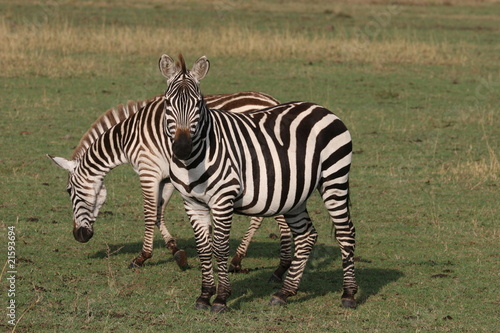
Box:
159, 54, 178, 81
191, 56, 210, 81
47, 154, 76, 173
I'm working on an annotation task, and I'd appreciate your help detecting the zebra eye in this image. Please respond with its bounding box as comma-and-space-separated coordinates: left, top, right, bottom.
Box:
197, 99, 203, 109
66, 187, 71, 195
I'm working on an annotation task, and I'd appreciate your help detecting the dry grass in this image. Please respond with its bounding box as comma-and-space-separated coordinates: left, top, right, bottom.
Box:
457, 105, 496, 126
31, 0, 496, 13
343, 0, 500, 4
0, 17, 473, 78
439, 106, 498, 185
439, 143, 499, 186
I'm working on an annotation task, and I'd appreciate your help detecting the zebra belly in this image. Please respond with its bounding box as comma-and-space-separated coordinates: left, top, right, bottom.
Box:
233, 200, 282, 217
232, 182, 316, 217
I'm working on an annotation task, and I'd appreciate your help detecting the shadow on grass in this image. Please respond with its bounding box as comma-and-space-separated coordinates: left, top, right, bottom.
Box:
88, 239, 342, 274
227, 266, 403, 310
225, 243, 403, 309
88, 238, 402, 308
88, 237, 296, 266
88, 239, 196, 260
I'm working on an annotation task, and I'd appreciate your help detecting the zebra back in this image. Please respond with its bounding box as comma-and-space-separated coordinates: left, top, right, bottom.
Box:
71, 95, 161, 160
205, 91, 279, 112
71, 92, 278, 161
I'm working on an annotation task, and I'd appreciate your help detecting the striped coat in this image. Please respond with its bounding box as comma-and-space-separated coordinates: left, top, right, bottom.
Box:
48, 92, 291, 273
159, 54, 357, 312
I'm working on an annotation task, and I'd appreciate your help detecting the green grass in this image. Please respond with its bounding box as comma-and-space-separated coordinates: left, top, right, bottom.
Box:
1, 1, 499, 332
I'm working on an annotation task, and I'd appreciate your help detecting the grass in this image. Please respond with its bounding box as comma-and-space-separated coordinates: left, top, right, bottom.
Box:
1, 17, 474, 78
1, 0, 499, 332
5, 0, 500, 77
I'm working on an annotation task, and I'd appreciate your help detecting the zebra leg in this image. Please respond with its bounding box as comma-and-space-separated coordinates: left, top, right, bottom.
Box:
210, 206, 235, 313
270, 208, 317, 306
129, 177, 177, 269
269, 215, 293, 283
129, 180, 158, 268
321, 180, 357, 309
184, 200, 216, 310
157, 182, 188, 269
229, 216, 263, 273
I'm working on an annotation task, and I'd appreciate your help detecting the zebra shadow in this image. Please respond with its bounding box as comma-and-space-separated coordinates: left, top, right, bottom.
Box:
88, 238, 402, 307
227, 265, 404, 310
88, 236, 307, 266
88, 239, 194, 264
222, 243, 402, 310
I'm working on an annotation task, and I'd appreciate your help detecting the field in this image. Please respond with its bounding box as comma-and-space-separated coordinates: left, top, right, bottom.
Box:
1, 0, 499, 331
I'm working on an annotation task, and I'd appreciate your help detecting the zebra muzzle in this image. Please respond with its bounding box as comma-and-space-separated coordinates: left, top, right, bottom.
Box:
173, 128, 192, 160
73, 225, 94, 243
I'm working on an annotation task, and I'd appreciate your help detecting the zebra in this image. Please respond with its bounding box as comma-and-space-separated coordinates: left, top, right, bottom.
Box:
47, 91, 293, 274
159, 54, 357, 312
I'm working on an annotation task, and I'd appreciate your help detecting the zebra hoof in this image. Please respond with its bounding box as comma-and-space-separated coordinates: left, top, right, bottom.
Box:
128, 258, 145, 269
173, 250, 189, 270
195, 302, 210, 310
128, 261, 141, 269
269, 295, 287, 306
341, 298, 357, 309
211, 303, 229, 313
268, 273, 282, 283
228, 263, 241, 273
229, 254, 243, 273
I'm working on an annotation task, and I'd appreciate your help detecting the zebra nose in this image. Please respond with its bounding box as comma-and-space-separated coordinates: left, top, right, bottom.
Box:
173, 128, 192, 160
73, 226, 94, 243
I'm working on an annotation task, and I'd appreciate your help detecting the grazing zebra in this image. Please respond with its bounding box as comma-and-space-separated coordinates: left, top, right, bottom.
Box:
159, 54, 357, 312
48, 92, 292, 273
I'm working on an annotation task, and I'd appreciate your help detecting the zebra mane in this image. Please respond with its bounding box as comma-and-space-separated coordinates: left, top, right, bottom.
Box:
71, 95, 163, 160
177, 53, 187, 74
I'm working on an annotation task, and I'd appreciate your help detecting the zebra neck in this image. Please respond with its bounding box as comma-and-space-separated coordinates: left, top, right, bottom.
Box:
195, 106, 213, 149
199, 105, 211, 140
81, 126, 127, 175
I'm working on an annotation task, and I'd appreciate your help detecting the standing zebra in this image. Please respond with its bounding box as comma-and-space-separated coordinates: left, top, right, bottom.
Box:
159, 54, 357, 312
48, 92, 292, 273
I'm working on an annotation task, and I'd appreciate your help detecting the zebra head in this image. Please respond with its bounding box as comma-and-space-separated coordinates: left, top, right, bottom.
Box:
159, 53, 210, 160
47, 155, 107, 243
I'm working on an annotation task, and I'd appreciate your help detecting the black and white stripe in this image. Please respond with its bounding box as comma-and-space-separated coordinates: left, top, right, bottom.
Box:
48, 91, 289, 271
160, 54, 357, 312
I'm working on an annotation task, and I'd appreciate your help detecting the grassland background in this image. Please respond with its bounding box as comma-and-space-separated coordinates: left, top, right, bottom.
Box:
0, 0, 498, 332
